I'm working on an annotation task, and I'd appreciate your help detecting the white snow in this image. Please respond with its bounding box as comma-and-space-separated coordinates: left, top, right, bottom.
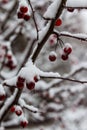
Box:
44, 0, 61, 19
66, 0, 87, 7
0, 84, 5, 95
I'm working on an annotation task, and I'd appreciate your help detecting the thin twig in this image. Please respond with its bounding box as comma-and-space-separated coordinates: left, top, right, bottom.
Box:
54, 30, 87, 42
27, 0, 39, 40
63, 5, 87, 10
41, 76, 87, 84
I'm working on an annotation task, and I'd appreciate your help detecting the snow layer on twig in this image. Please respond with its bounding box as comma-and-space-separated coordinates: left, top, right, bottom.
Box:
44, 0, 61, 19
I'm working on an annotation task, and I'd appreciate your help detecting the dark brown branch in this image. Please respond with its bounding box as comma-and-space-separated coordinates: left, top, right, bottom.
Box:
32, 0, 67, 63
0, 0, 67, 123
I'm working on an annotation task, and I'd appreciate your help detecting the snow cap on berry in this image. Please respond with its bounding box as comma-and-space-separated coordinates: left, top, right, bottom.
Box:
18, 60, 40, 83
19, 115, 28, 128
49, 51, 57, 58
63, 43, 72, 54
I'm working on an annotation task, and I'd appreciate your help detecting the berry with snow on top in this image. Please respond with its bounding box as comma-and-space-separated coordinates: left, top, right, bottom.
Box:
18, 76, 25, 83
49, 51, 57, 62
61, 53, 68, 61
67, 8, 74, 12
15, 106, 22, 116
24, 14, 30, 21
26, 81, 35, 90
20, 6, 28, 13
34, 75, 39, 82
63, 43, 72, 55
20, 120, 28, 128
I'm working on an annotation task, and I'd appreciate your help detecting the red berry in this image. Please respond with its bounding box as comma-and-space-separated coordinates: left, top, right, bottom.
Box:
20, 121, 28, 128
49, 39, 54, 45
6, 54, 12, 60
24, 14, 30, 21
15, 110, 22, 116
61, 54, 68, 61
64, 47, 72, 54
10, 65, 16, 70
0, 94, 5, 101
49, 55, 56, 62
2, 45, 7, 50
5, 60, 13, 69
17, 12, 24, 19
49, 52, 57, 62
10, 106, 15, 112
26, 82, 35, 90
16, 82, 24, 89
67, 8, 74, 12
55, 18, 62, 26
17, 76, 25, 83
34, 76, 39, 82
20, 6, 28, 13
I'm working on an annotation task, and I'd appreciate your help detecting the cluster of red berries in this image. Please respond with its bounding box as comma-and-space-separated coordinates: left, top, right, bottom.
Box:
0, 45, 16, 70
61, 43, 72, 61
17, 6, 30, 21
48, 43, 72, 62
10, 106, 22, 116
5, 54, 16, 70
10, 106, 28, 127
16, 75, 39, 90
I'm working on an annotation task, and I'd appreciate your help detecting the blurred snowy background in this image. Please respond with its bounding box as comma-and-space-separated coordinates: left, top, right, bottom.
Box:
0, 0, 87, 130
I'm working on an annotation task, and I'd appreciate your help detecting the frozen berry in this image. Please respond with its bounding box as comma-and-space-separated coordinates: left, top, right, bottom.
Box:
24, 14, 30, 21
20, 6, 28, 13
34, 76, 39, 82
49, 39, 54, 45
49, 51, 57, 62
0, 94, 5, 101
16, 82, 24, 89
55, 18, 62, 26
26, 81, 35, 90
64, 47, 72, 54
17, 76, 25, 83
67, 8, 74, 12
6, 54, 12, 60
63, 43, 72, 54
20, 121, 28, 128
15, 110, 22, 116
61, 54, 68, 61
17, 12, 24, 19
10, 106, 15, 112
